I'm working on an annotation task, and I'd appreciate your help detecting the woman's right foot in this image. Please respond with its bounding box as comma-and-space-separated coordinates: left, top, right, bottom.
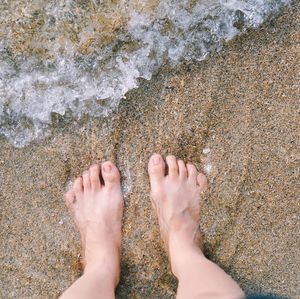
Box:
148, 154, 208, 275
64, 161, 124, 287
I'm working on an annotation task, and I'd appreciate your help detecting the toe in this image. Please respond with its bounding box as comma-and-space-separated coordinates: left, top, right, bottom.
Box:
65, 190, 75, 206
65, 190, 75, 208
178, 160, 187, 179
101, 161, 121, 189
82, 170, 91, 191
148, 154, 165, 182
73, 177, 83, 197
197, 173, 208, 192
89, 164, 101, 191
166, 155, 178, 179
187, 163, 197, 183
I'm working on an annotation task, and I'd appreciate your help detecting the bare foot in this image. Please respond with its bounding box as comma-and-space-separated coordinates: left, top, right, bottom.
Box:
64, 161, 123, 287
148, 154, 208, 275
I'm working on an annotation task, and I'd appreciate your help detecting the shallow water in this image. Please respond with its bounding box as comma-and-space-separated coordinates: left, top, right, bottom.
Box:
0, 0, 290, 147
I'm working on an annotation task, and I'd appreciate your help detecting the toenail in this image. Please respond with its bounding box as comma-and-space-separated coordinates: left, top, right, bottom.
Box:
103, 164, 112, 172
153, 156, 160, 165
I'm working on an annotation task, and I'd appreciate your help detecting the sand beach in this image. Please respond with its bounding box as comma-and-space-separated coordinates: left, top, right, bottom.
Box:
0, 2, 299, 298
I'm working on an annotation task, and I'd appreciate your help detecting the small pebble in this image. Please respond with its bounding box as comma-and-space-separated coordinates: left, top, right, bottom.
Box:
58, 220, 64, 225
203, 148, 210, 154
204, 163, 212, 174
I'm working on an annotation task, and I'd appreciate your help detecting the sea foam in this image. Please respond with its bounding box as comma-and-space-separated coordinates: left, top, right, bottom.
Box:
0, 0, 290, 147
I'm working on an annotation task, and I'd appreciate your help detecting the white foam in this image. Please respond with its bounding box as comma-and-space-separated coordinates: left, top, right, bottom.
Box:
0, 0, 291, 147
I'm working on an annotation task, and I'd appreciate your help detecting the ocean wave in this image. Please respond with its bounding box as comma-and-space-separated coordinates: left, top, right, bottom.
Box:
0, 0, 290, 147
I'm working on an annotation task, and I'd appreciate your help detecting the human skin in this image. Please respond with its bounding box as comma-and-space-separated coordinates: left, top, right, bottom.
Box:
61, 162, 122, 299
148, 154, 245, 299
60, 155, 245, 299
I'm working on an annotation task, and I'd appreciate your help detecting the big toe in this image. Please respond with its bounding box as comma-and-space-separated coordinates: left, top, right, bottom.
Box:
148, 154, 165, 183
101, 161, 121, 189
73, 177, 83, 197
65, 190, 75, 211
197, 173, 208, 192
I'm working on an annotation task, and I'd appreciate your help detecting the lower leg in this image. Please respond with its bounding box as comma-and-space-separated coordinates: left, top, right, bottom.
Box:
61, 267, 115, 299
170, 232, 244, 299
148, 154, 245, 299
61, 162, 123, 299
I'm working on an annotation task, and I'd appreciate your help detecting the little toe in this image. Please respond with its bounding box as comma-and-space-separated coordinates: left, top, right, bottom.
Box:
166, 155, 178, 179
73, 177, 83, 197
82, 170, 91, 191
101, 161, 121, 189
65, 190, 75, 208
148, 154, 165, 183
89, 164, 101, 191
197, 173, 208, 193
178, 160, 187, 179
187, 163, 198, 184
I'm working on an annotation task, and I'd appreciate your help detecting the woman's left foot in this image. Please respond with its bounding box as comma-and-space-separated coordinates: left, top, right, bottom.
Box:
65, 161, 124, 286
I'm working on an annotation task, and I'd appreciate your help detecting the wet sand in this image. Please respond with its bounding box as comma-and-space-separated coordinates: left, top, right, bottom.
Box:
0, 2, 299, 298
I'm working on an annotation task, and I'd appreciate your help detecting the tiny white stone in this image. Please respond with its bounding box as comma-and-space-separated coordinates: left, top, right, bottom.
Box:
204, 163, 212, 174
203, 148, 210, 154
59, 220, 64, 225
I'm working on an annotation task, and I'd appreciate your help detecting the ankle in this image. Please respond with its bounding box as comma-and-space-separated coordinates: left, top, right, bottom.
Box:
83, 266, 119, 290
84, 247, 120, 287
168, 230, 205, 278
84, 258, 120, 287
168, 228, 202, 253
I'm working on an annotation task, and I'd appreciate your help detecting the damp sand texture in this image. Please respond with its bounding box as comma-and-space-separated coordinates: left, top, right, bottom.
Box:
0, 2, 300, 299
